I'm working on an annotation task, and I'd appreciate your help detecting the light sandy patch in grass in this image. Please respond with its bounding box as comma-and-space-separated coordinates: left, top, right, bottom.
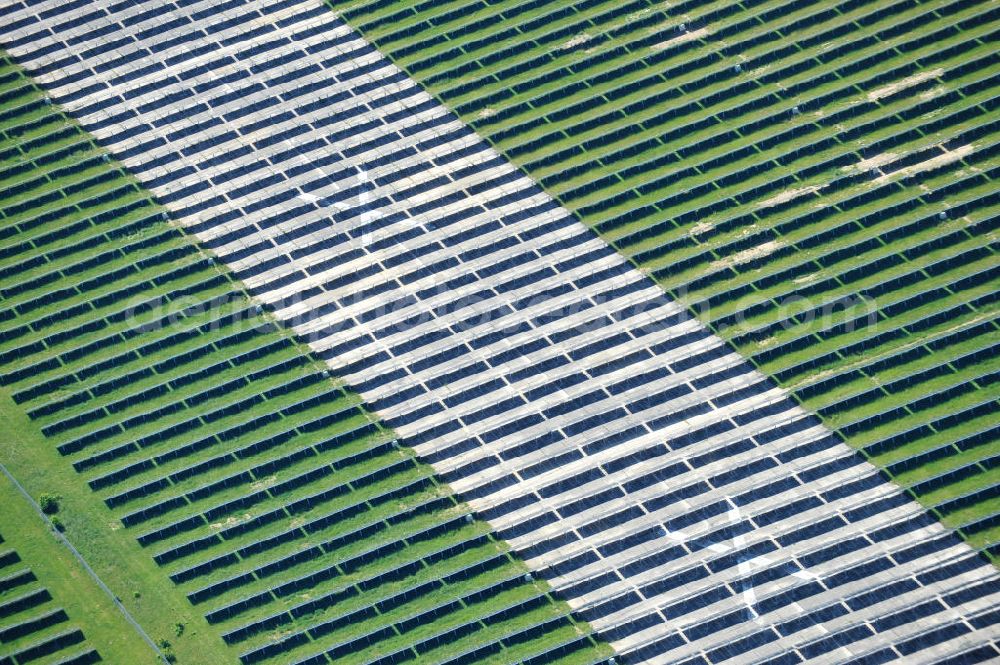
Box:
689, 221, 714, 236
712, 240, 784, 269
867, 68, 944, 101
251, 475, 276, 490
843, 152, 898, 173
651, 27, 708, 49
757, 186, 819, 208
211, 514, 247, 530
919, 85, 949, 101
561, 33, 591, 49
875, 144, 974, 182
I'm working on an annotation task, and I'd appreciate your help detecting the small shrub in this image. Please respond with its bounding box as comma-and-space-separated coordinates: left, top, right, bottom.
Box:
39, 493, 60, 515
50, 517, 65, 533
157, 639, 178, 664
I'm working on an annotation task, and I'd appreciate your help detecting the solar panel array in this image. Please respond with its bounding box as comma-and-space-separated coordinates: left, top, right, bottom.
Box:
0, 531, 100, 665
0, 53, 607, 665
332, 0, 1000, 555
0, 0, 998, 663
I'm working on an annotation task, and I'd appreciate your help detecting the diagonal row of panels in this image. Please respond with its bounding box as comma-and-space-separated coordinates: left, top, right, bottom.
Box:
0, 54, 607, 665
337, 0, 1000, 555
2, 0, 998, 663
0, 530, 100, 665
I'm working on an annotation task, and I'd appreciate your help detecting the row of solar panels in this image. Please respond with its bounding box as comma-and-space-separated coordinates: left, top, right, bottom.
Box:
5, 0, 1000, 660
334, 0, 1000, 562
460, 0, 993, 149
4, 1, 996, 663
0, 55, 612, 665
0, 533, 99, 665
0, 0, 960, 564
429, 0, 989, 133
1, 170, 992, 528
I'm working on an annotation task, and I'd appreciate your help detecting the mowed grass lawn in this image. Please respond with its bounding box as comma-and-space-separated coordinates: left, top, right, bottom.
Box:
0, 467, 156, 663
